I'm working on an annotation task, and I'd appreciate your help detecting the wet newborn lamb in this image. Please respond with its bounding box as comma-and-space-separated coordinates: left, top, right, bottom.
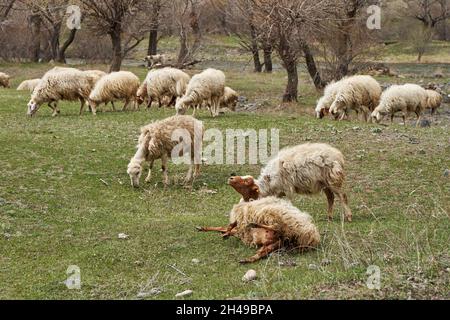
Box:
198, 197, 320, 264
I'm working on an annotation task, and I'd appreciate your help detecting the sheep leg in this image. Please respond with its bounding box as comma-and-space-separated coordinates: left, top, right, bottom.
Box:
193, 164, 201, 178
48, 102, 60, 117
239, 241, 282, 264
90, 103, 97, 116
111, 101, 116, 112
147, 98, 153, 109
122, 100, 130, 111
415, 112, 422, 127
79, 99, 86, 116
324, 188, 335, 221
168, 96, 176, 107
197, 226, 230, 233
336, 191, 352, 222
161, 153, 169, 187
145, 160, 155, 183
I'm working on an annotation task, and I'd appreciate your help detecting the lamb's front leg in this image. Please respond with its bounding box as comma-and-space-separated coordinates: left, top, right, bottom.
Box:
240, 241, 282, 264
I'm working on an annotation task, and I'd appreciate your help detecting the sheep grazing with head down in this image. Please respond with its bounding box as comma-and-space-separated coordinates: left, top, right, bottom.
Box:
137, 68, 190, 109
228, 143, 352, 222
329, 75, 382, 122
17, 79, 41, 92
176, 68, 226, 117
127, 115, 204, 188
89, 71, 140, 115
220, 86, 239, 111
425, 89, 443, 115
27, 67, 92, 117
0, 72, 11, 88
371, 84, 428, 126
315, 80, 342, 119
197, 197, 320, 264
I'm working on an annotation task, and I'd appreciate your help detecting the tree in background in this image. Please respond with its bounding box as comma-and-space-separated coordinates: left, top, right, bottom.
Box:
80, 0, 149, 71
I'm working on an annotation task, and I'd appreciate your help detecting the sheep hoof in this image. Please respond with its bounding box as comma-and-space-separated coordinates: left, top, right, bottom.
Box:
239, 259, 252, 265
195, 226, 205, 232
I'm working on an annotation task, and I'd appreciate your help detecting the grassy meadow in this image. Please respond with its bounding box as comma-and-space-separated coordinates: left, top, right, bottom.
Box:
0, 38, 449, 300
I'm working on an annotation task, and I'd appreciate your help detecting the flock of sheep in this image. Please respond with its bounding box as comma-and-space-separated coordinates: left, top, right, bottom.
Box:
315, 74, 444, 125
0, 65, 446, 263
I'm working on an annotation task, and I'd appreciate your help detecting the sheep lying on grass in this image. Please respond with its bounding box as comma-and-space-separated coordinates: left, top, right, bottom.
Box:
176, 68, 225, 117
0, 72, 11, 88
27, 67, 91, 117
371, 84, 427, 126
89, 71, 140, 115
127, 115, 204, 188
197, 197, 320, 264
329, 75, 382, 122
17, 79, 41, 92
228, 143, 352, 222
137, 67, 190, 109
425, 89, 443, 115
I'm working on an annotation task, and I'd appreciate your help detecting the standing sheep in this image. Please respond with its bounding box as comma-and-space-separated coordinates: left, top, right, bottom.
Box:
27, 67, 92, 117
0, 72, 11, 88
329, 75, 382, 122
371, 84, 428, 126
425, 89, 443, 115
127, 115, 204, 188
197, 197, 320, 264
144, 54, 167, 68
228, 143, 353, 222
17, 79, 41, 92
176, 68, 226, 117
88, 71, 140, 115
315, 80, 342, 119
137, 68, 190, 109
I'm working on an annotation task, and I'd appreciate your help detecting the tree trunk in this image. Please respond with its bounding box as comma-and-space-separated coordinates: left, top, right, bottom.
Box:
29, 12, 42, 62
302, 43, 325, 89
249, 24, 262, 72
57, 28, 78, 63
283, 61, 298, 102
177, 26, 189, 64
49, 23, 62, 61
263, 44, 273, 73
110, 29, 123, 72
147, 29, 158, 56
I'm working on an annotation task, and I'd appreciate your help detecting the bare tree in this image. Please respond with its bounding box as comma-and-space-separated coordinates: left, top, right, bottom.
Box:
81, 0, 147, 71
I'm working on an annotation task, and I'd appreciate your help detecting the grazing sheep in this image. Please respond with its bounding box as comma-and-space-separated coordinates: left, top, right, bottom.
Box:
176, 68, 226, 117
371, 84, 428, 126
197, 197, 320, 264
27, 67, 92, 117
425, 89, 443, 115
82, 70, 116, 112
329, 75, 382, 122
144, 54, 167, 67
127, 115, 204, 188
137, 68, 190, 109
17, 79, 41, 92
89, 71, 140, 115
315, 80, 342, 119
0, 72, 11, 88
220, 86, 239, 111
228, 143, 352, 222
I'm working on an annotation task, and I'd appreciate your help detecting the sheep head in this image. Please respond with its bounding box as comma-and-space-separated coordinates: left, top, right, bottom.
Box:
127, 161, 142, 188
371, 108, 384, 123
175, 98, 188, 115
27, 99, 40, 117
228, 176, 260, 202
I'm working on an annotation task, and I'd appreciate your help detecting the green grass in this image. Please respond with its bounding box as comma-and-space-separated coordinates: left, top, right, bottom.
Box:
1, 61, 450, 300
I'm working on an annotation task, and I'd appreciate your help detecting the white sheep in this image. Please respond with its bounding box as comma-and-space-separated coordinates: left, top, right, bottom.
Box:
17, 79, 41, 92
315, 80, 342, 119
27, 67, 92, 117
220, 86, 239, 111
144, 54, 167, 67
0, 72, 11, 88
329, 75, 382, 122
371, 84, 428, 126
197, 197, 320, 264
137, 68, 190, 109
88, 71, 140, 115
228, 143, 352, 222
127, 115, 204, 188
176, 68, 226, 117
425, 89, 443, 115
